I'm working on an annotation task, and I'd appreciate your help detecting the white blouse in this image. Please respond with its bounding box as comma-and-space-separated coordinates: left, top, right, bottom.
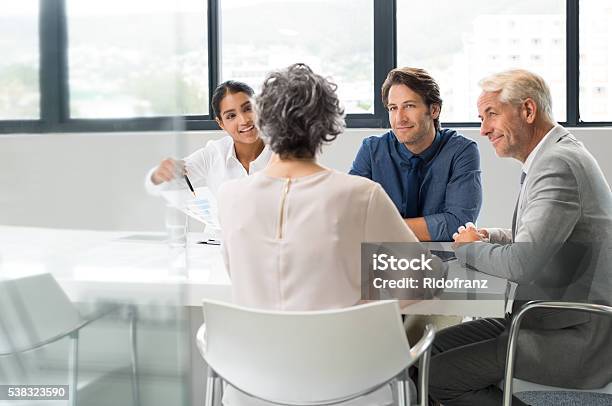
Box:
144, 135, 272, 198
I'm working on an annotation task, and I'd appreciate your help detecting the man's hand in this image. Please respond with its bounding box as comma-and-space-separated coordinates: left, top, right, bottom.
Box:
151, 158, 186, 185
452, 222, 488, 248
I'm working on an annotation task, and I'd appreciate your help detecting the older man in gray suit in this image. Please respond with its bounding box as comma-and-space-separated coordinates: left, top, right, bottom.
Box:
428, 69, 612, 406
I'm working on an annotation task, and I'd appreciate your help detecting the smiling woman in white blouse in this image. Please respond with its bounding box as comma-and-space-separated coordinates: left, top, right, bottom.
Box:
144, 81, 272, 197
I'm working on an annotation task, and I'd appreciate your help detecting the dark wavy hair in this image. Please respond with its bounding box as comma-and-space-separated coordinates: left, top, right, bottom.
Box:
381, 67, 443, 130
211, 80, 254, 120
256, 63, 345, 159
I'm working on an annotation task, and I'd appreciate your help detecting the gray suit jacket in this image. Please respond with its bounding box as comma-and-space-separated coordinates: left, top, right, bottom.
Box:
456, 125, 612, 388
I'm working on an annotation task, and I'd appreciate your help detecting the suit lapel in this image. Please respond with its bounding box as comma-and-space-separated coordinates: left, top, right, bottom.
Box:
515, 125, 571, 237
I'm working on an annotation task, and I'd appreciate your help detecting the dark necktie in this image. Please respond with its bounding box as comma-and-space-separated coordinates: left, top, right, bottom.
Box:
511, 171, 527, 240
405, 155, 423, 218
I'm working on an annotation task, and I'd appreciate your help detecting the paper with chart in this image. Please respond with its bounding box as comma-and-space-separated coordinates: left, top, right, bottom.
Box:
160, 187, 220, 230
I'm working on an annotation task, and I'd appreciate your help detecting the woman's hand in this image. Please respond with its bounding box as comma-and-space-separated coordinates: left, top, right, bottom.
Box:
151, 158, 185, 185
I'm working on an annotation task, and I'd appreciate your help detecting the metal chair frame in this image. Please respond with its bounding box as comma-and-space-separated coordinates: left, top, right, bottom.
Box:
0, 303, 140, 406
502, 300, 612, 406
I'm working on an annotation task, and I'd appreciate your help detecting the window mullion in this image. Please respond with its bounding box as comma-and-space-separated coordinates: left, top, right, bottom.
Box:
39, 0, 69, 128
566, 0, 579, 125
373, 0, 395, 128
207, 0, 221, 120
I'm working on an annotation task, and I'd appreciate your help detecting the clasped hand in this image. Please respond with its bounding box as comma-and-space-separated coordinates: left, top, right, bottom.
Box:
452, 222, 489, 248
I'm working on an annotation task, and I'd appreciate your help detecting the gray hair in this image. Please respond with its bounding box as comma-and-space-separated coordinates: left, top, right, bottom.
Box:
479, 69, 554, 121
255, 63, 345, 159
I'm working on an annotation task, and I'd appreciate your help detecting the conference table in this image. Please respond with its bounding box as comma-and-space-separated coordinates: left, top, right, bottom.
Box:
0, 225, 516, 406
0, 225, 513, 318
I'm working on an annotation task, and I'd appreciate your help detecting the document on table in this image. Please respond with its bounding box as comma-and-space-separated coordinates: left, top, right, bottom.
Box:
160, 187, 220, 229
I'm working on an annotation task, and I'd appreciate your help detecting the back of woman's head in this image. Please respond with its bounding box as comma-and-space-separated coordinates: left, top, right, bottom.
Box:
256, 63, 345, 159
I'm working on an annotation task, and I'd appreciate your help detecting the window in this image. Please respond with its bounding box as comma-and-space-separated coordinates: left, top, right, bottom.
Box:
220, 0, 374, 114
66, 0, 209, 118
396, 0, 566, 123
579, 0, 612, 122
3, 0, 612, 132
0, 1, 39, 120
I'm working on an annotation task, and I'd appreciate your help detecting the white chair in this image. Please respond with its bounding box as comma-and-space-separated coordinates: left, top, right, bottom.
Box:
502, 301, 612, 406
196, 299, 435, 406
0, 273, 139, 406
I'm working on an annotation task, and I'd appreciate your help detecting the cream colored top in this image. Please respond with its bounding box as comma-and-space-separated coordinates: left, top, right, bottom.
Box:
218, 169, 436, 406
217, 169, 435, 311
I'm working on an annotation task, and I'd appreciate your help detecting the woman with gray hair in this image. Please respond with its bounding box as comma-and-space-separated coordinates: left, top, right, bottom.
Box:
216, 63, 443, 406
218, 62, 443, 307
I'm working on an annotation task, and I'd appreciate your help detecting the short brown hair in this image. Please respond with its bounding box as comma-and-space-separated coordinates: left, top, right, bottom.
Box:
381, 67, 443, 130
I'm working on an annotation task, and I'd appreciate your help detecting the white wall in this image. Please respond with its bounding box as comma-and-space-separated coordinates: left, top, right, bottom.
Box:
1, 127, 610, 232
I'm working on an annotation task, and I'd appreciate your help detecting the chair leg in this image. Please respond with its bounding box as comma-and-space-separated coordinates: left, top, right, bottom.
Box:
215, 378, 224, 406
396, 370, 411, 406
68, 332, 79, 406
205, 366, 219, 406
129, 306, 140, 406
418, 346, 432, 406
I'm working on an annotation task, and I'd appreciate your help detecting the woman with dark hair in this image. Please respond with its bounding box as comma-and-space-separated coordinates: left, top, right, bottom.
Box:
145, 80, 271, 198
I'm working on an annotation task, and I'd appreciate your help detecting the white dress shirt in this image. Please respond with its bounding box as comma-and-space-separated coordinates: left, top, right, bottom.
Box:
486, 125, 557, 244
144, 135, 272, 198
516, 125, 556, 220
522, 125, 557, 176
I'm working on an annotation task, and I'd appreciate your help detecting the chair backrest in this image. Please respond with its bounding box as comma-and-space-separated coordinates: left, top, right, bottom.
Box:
0, 273, 81, 354
503, 301, 612, 406
200, 300, 414, 405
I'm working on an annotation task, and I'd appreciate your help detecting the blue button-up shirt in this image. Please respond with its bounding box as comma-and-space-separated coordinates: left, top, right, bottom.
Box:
349, 129, 482, 241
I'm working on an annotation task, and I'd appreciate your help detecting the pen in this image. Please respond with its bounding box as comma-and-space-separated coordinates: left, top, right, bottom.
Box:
184, 174, 196, 197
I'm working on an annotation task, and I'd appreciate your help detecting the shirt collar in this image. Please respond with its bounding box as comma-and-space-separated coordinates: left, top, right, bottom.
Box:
522, 124, 558, 175
253, 144, 272, 166
225, 141, 271, 169
395, 130, 442, 163
225, 141, 239, 164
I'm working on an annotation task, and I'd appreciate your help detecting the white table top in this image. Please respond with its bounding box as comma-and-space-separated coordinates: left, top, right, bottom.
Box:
0, 226, 511, 317
0, 225, 231, 307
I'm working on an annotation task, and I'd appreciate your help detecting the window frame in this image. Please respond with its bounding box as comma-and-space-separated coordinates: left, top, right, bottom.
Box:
0, 0, 610, 134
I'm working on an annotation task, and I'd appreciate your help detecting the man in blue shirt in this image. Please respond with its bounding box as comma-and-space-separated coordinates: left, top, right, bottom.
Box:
350, 67, 482, 241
